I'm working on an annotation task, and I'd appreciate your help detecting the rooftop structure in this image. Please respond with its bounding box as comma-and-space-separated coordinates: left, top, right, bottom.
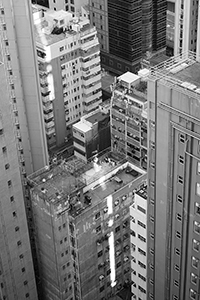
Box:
149, 51, 200, 98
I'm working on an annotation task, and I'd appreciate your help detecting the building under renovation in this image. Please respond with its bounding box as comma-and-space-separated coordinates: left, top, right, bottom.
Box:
28, 153, 146, 300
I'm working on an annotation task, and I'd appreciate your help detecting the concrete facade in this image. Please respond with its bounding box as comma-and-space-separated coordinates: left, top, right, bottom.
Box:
130, 187, 147, 300
0, 61, 38, 300
147, 52, 200, 300
0, 0, 49, 175
110, 71, 148, 171
28, 155, 146, 300
174, 0, 200, 58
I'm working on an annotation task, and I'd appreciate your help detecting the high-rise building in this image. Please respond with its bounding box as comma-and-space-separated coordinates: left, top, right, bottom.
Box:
89, 0, 167, 75
110, 71, 148, 171
166, 0, 175, 56
34, 9, 102, 148
174, 0, 200, 58
0, 0, 49, 175
0, 52, 38, 300
147, 52, 200, 300
28, 155, 146, 300
130, 185, 147, 300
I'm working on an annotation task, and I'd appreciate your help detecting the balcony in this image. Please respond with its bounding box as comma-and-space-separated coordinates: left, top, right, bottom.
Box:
45, 120, 54, 129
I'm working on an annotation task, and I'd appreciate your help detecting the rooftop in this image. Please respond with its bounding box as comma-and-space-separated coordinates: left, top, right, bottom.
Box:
28, 152, 146, 217
118, 72, 140, 84
34, 13, 94, 46
85, 111, 108, 124
150, 51, 200, 98
73, 121, 91, 133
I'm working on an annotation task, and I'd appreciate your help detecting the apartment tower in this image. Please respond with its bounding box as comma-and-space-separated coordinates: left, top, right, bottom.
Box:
89, 0, 167, 75
147, 52, 200, 300
34, 9, 102, 148
174, 0, 200, 58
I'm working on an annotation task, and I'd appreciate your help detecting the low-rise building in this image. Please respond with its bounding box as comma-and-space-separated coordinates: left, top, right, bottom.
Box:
73, 109, 111, 162
28, 153, 146, 300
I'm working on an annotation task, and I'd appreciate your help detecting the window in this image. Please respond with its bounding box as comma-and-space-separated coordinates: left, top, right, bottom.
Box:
179, 134, 185, 143
196, 183, 200, 196
25, 293, 29, 298
24, 280, 28, 285
138, 261, 146, 269
193, 239, 200, 252
99, 286, 104, 293
176, 213, 182, 221
178, 176, 183, 184
195, 203, 200, 218
138, 220, 146, 228
150, 248, 154, 255
194, 221, 200, 234
98, 250, 103, 257
191, 273, 198, 285
190, 289, 197, 299
8, 180, 12, 187
10, 196, 14, 202
116, 261, 121, 268
173, 295, 179, 300
138, 234, 146, 242
137, 205, 146, 214
138, 248, 146, 256
17, 241, 21, 246
2, 146, 7, 153
96, 225, 101, 234
13, 211, 16, 217
19, 254, 24, 259
149, 278, 154, 285
197, 162, 200, 175
150, 233, 154, 239
176, 231, 181, 239
175, 248, 180, 256
174, 264, 180, 271
192, 256, 198, 269
177, 194, 183, 203
58, 226, 61, 231
138, 286, 146, 294
115, 226, 120, 233
179, 156, 184, 164
130, 230, 135, 237
5, 164, 10, 170
22, 267, 25, 273
95, 212, 100, 220
15, 226, 19, 232
174, 280, 179, 287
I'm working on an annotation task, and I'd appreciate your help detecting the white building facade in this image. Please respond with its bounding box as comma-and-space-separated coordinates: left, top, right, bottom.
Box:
130, 186, 147, 300
34, 9, 102, 148
174, 0, 200, 59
